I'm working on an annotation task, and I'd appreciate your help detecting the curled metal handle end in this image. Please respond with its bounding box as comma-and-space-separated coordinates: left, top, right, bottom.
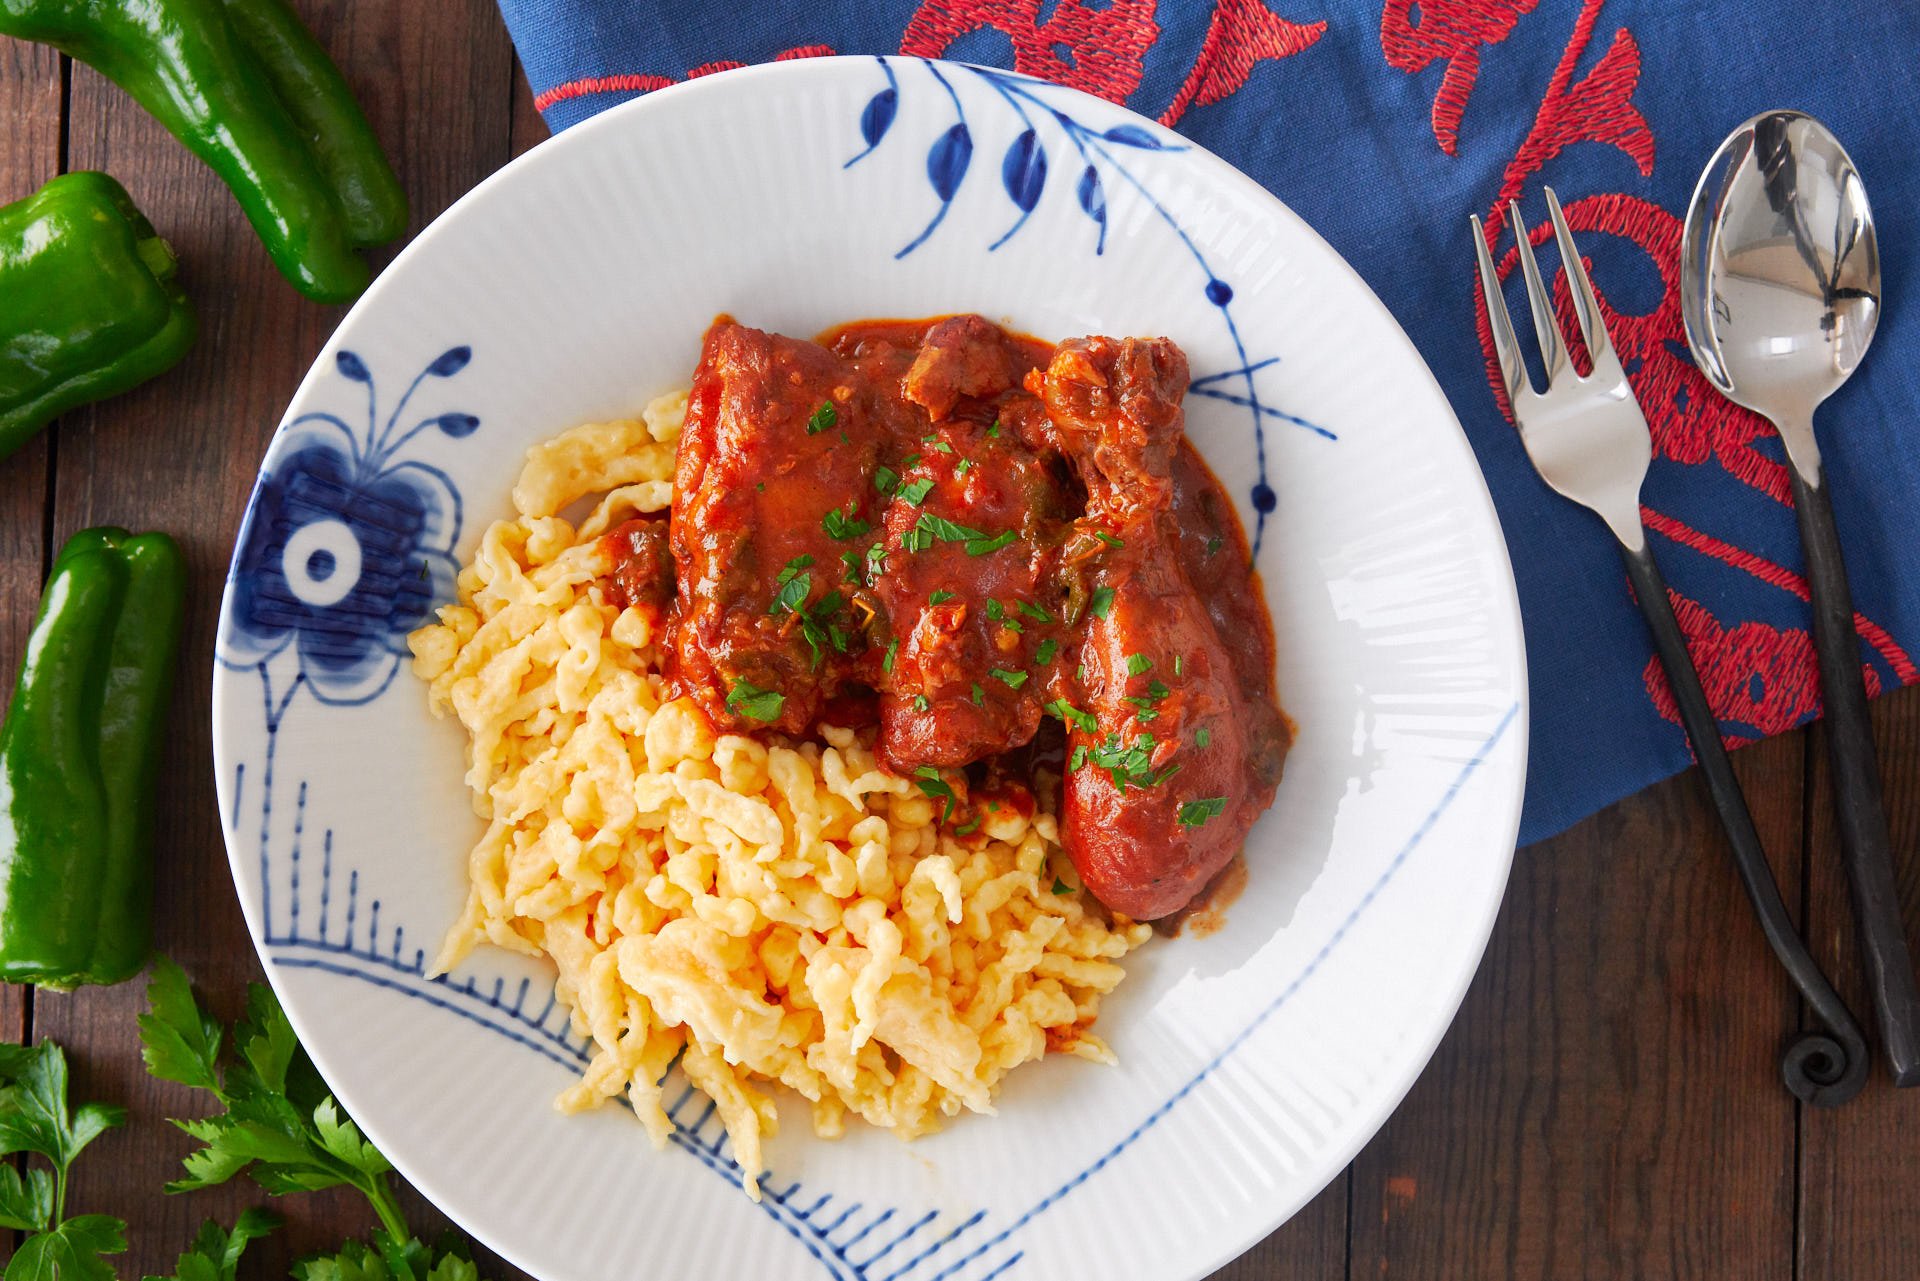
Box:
1784, 1030, 1869, 1107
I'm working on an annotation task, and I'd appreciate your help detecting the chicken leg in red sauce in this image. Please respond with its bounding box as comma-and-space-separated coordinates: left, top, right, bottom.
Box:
606, 314, 1289, 920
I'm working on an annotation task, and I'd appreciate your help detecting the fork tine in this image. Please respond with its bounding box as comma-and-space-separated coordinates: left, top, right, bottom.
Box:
1470, 214, 1528, 404
1544, 186, 1610, 360
1507, 200, 1570, 381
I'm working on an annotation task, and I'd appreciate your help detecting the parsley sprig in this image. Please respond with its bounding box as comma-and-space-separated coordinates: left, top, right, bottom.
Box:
0, 1039, 128, 1281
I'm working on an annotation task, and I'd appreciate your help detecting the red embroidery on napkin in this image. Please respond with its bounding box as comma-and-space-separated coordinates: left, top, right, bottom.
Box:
1159, 0, 1326, 126
1638, 592, 1846, 746
900, 0, 1159, 104
1379, 0, 1542, 155
531, 44, 838, 112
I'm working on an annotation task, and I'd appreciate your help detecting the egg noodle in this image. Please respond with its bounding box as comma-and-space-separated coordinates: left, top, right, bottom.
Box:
409, 392, 1151, 1195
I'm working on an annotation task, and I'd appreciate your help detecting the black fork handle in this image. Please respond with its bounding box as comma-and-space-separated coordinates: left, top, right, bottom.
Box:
1621, 537, 1868, 1105
1789, 465, 1920, 1085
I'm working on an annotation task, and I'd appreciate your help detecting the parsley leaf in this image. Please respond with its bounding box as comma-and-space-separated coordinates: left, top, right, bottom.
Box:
140, 956, 222, 1093
0, 1040, 127, 1181
1044, 699, 1099, 733
953, 815, 982, 836
1087, 586, 1116, 620
865, 543, 887, 581
1145, 679, 1171, 702
1069, 744, 1088, 771
1052, 878, 1073, 895
1174, 655, 1184, 676
1016, 600, 1054, 623
1125, 653, 1152, 676
970, 682, 986, 707
883, 639, 899, 673
873, 466, 900, 495
725, 678, 785, 723
1195, 727, 1212, 748
898, 478, 936, 506
822, 505, 870, 540
991, 668, 1029, 690
11, 1215, 124, 1281
141, 965, 415, 1245
984, 600, 1003, 621
913, 512, 984, 543
965, 531, 1017, 556
1095, 531, 1125, 548
1178, 797, 1229, 828
929, 590, 957, 605
987, 422, 1003, 439
806, 401, 837, 435
1088, 731, 1165, 791
1204, 535, 1223, 558
0, 1164, 52, 1234
148, 1210, 282, 1281
913, 694, 930, 712
1034, 638, 1058, 665
913, 766, 957, 822
768, 572, 811, 616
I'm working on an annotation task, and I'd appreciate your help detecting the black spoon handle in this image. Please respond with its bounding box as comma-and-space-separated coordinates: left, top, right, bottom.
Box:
1622, 537, 1868, 1105
1788, 463, 1920, 1085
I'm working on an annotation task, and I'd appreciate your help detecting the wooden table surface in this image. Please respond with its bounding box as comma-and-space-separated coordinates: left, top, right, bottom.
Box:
5, 5, 1919, 1278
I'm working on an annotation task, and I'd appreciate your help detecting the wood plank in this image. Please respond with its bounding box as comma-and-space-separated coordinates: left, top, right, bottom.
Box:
1208, 1177, 1347, 1280
37, 3, 515, 1275
1798, 681, 1920, 1281
0, 31, 64, 1262
1347, 732, 1805, 1280
510, 56, 548, 161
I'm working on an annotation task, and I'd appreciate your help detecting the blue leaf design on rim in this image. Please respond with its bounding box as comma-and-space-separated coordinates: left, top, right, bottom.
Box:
426, 346, 473, 377
1074, 164, 1108, 253
843, 57, 901, 168
1101, 123, 1166, 149
335, 351, 371, 383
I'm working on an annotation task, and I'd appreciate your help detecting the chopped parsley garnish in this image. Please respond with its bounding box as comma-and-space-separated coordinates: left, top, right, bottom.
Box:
1088, 731, 1175, 791
840, 549, 861, 581
1076, 662, 1089, 684
1095, 531, 1125, 548
873, 466, 900, 495
1034, 638, 1058, 665
726, 678, 784, 723
914, 766, 956, 822
1124, 697, 1159, 722
954, 814, 982, 836
916, 512, 984, 542
971, 682, 985, 707
1145, 679, 1171, 701
1174, 655, 1185, 676
866, 542, 887, 579
1125, 653, 1152, 676
1087, 586, 1116, 620
902, 452, 922, 467
985, 600, 1003, 620
1178, 797, 1228, 828
1017, 600, 1054, 623
987, 422, 1003, 439
929, 589, 957, 605
913, 694, 930, 712
1044, 698, 1098, 733
955, 459, 975, 475
899, 477, 936, 506
926, 437, 955, 455
1204, 535, 1223, 558
768, 556, 814, 615
1195, 726, 1211, 748
822, 504, 871, 540
806, 401, 837, 435
965, 530, 1018, 556
991, 667, 1028, 690
883, 638, 899, 673
1052, 878, 1072, 895
1069, 744, 1088, 771
902, 526, 933, 553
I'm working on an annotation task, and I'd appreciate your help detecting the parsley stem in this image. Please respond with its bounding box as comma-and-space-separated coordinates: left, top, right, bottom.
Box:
53, 1162, 66, 1225
362, 1172, 410, 1243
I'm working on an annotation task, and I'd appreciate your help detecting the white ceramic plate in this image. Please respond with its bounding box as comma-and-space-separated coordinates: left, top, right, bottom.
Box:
212, 56, 1526, 1281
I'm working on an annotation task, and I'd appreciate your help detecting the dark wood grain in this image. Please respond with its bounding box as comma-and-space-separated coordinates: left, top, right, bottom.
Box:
0, 35, 63, 1266
1799, 683, 1920, 1281
33, 4, 515, 1275
1345, 731, 1807, 1281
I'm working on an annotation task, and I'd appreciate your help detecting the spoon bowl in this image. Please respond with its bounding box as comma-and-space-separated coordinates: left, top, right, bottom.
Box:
1681, 109, 1880, 461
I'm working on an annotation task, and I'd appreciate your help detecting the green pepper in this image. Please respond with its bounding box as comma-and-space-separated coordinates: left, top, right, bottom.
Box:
0, 172, 197, 460
0, 528, 186, 989
0, 0, 408, 302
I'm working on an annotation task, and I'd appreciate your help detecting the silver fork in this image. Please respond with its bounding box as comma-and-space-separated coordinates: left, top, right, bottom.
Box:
1472, 188, 1869, 1105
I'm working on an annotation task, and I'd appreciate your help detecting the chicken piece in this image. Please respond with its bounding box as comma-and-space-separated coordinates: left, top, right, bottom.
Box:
872, 416, 1070, 770
902, 313, 1034, 419
668, 320, 884, 736
1038, 337, 1277, 919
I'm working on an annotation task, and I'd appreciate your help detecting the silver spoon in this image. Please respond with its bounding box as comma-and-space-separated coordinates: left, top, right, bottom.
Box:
1682, 109, 1920, 1085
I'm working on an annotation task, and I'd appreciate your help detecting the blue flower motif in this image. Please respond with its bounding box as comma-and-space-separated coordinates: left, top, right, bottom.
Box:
221, 348, 473, 707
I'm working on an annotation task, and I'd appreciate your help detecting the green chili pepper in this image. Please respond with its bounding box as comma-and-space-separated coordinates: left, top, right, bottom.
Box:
0, 0, 408, 302
0, 172, 197, 460
0, 528, 186, 989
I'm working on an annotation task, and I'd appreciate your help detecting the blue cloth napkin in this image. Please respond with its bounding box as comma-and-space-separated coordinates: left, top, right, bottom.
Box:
495, 0, 1920, 845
